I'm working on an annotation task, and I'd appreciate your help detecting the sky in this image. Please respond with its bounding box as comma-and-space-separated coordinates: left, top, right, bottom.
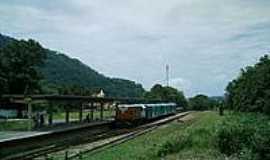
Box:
0, 0, 269, 97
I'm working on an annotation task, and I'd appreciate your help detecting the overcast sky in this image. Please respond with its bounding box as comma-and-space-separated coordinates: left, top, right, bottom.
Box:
0, 0, 269, 96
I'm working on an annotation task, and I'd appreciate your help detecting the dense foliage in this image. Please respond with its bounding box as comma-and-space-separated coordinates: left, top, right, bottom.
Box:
0, 33, 145, 98
188, 94, 221, 111
225, 55, 270, 115
217, 112, 270, 160
0, 39, 46, 94
144, 84, 188, 109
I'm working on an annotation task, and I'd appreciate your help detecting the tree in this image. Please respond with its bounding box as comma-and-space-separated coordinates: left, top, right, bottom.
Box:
144, 84, 188, 109
56, 84, 93, 96
225, 55, 270, 115
187, 95, 222, 111
0, 75, 6, 96
0, 39, 46, 94
188, 94, 213, 110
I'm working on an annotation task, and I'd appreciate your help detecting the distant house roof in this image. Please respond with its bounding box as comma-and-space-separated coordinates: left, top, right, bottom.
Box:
92, 89, 105, 98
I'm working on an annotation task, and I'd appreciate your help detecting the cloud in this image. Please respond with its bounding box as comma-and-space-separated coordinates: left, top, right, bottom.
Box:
170, 77, 192, 96
0, 0, 270, 97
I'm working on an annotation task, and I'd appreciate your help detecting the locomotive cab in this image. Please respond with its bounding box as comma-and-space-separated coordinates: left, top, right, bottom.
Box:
115, 104, 145, 124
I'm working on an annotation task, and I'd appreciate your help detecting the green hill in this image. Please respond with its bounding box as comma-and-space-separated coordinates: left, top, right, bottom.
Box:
0, 33, 145, 98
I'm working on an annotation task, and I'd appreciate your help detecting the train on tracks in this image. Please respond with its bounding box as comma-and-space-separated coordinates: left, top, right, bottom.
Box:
115, 103, 177, 125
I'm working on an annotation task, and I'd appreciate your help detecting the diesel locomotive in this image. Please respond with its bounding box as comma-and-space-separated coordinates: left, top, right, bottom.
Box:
115, 103, 177, 125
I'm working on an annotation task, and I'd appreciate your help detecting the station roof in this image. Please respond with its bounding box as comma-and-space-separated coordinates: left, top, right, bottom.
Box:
0, 95, 166, 105
118, 103, 177, 109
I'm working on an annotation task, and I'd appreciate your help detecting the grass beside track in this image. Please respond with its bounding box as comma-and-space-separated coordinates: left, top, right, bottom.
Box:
80, 111, 226, 160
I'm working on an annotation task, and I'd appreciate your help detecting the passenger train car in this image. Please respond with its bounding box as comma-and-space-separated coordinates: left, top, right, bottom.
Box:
115, 103, 177, 125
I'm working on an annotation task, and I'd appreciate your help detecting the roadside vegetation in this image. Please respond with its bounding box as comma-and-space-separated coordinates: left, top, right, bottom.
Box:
217, 112, 270, 160
74, 111, 269, 160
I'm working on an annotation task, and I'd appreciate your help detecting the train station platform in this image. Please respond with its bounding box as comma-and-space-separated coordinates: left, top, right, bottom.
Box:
0, 120, 113, 143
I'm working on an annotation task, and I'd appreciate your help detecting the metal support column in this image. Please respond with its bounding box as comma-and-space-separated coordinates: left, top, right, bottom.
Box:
100, 102, 104, 120
65, 106, 70, 123
26, 97, 32, 131
90, 102, 94, 121
48, 103, 53, 125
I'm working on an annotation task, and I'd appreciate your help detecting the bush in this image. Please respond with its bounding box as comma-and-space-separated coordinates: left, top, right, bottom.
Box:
252, 124, 270, 159
157, 135, 190, 157
216, 113, 270, 160
217, 121, 255, 155
157, 127, 212, 157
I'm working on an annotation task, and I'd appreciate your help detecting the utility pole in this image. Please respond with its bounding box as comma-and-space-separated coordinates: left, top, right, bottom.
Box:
166, 64, 169, 87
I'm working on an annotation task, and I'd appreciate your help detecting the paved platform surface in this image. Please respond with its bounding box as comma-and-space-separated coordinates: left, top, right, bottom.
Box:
0, 120, 113, 143
0, 131, 42, 140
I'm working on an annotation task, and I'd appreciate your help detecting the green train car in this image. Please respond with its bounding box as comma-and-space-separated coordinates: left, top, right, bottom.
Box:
145, 103, 177, 119
116, 103, 177, 124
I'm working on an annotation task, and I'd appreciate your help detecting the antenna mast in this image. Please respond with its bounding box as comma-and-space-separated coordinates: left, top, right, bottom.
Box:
166, 64, 169, 87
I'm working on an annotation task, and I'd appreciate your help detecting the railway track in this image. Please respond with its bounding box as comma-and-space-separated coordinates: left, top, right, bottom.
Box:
1, 122, 113, 160
39, 112, 191, 160
67, 124, 159, 160
1, 112, 190, 160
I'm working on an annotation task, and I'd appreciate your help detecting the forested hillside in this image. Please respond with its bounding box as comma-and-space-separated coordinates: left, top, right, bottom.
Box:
0, 33, 145, 97
0, 34, 13, 48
